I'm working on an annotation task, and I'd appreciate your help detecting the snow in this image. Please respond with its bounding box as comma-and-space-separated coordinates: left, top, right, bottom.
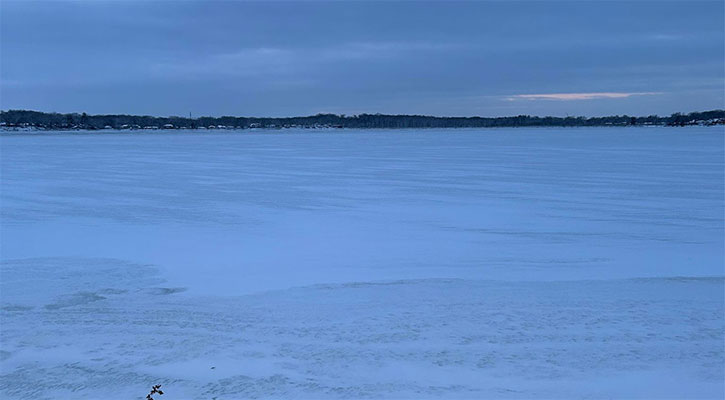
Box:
1, 127, 723, 399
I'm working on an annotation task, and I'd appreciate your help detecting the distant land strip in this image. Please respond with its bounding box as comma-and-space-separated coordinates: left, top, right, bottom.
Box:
1, 109, 724, 131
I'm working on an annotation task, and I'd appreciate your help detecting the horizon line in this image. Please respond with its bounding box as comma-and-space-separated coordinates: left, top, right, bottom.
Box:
3, 108, 724, 120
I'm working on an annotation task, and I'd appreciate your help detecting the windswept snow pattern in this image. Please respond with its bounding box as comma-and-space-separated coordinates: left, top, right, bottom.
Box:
1, 127, 724, 399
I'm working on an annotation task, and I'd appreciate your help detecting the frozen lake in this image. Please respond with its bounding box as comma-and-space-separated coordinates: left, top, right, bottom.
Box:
1, 127, 724, 399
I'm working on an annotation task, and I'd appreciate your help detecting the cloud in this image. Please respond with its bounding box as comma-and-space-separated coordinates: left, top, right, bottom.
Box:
646, 33, 686, 41
329, 41, 464, 59
506, 92, 661, 101
147, 41, 462, 80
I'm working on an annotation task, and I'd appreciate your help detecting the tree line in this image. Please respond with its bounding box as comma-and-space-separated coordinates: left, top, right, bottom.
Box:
1, 109, 723, 130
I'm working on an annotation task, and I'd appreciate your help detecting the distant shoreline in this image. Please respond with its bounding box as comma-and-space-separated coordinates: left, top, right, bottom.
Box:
2, 109, 723, 131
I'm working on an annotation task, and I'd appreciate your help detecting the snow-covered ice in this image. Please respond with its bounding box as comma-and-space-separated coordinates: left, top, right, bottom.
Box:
1, 127, 723, 399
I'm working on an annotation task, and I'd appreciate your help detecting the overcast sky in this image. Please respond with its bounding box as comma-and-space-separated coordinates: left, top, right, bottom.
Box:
1, 1, 723, 117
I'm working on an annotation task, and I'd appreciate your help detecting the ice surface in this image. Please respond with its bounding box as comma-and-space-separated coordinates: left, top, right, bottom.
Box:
1, 127, 723, 398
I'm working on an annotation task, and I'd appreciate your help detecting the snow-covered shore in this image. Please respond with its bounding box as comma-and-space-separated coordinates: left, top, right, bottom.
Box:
2, 257, 723, 399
